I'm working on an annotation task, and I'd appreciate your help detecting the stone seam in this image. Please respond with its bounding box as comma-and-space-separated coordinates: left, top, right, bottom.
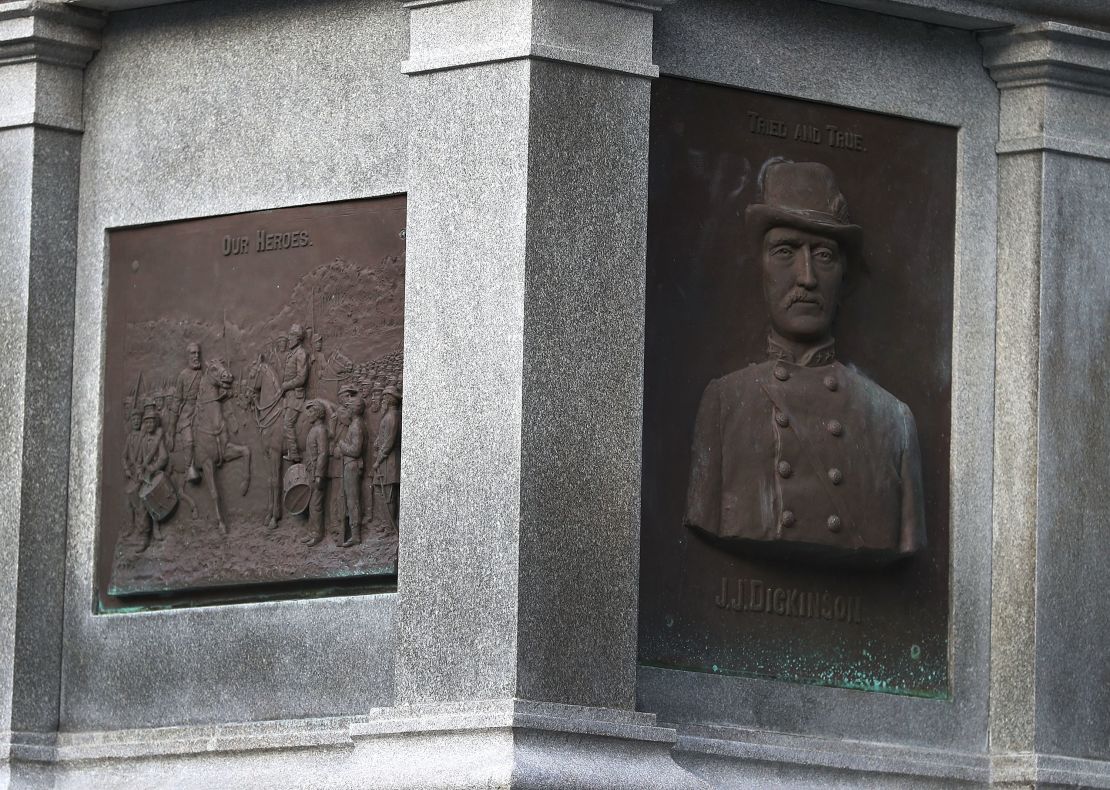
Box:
402, 0, 673, 12
402, 42, 659, 78
997, 133, 1110, 162
673, 730, 989, 782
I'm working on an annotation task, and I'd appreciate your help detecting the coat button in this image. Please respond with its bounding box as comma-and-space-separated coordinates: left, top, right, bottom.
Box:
774, 365, 790, 381
827, 419, 843, 436
827, 515, 842, 532
828, 468, 843, 485
777, 460, 793, 478
781, 510, 796, 528
823, 375, 839, 391
775, 411, 790, 428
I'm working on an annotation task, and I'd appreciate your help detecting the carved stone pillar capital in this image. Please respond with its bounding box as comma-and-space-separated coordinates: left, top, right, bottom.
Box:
0, 0, 103, 131
982, 23, 1110, 159
402, 0, 672, 77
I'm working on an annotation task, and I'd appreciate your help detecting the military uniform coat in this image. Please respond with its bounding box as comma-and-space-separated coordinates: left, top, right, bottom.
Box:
684, 342, 926, 565
282, 345, 308, 409
373, 406, 400, 485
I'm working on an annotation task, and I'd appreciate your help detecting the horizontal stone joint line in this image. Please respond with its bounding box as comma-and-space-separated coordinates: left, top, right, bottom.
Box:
996, 134, 1110, 162
402, 0, 672, 10
402, 43, 659, 78
673, 733, 990, 782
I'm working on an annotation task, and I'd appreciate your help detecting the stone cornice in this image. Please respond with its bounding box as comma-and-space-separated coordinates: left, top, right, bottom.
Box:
402, 0, 675, 12
983, 23, 1110, 160
0, 1, 103, 131
401, 0, 668, 78
982, 22, 1110, 95
0, 0, 104, 69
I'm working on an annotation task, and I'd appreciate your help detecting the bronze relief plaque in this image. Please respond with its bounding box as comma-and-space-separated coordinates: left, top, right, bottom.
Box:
99, 196, 405, 610
638, 80, 955, 696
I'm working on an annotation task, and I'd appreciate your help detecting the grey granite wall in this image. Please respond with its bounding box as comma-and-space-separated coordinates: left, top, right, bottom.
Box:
63, 0, 407, 729
0, 0, 102, 748
1036, 152, 1110, 761
641, 0, 998, 763
984, 23, 1110, 777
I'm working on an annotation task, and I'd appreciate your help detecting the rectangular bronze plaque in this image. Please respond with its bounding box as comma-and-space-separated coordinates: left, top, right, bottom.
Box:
638, 79, 955, 697
98, 196, 406, 611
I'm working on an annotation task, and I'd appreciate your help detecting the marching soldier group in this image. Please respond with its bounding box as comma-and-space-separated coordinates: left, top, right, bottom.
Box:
123, 321, 403, 552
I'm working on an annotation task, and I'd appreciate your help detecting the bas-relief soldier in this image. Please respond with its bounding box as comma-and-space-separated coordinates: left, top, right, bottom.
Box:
684, 161, 926, 566
337, 394, 366, 547
372, 385, 401, 532
166, 341, 203, 477
281, 323, 309, 463
301, 399, 329, 547
306, 330, 325, 396
122, 408, 144, 533
135, 404, 169, 550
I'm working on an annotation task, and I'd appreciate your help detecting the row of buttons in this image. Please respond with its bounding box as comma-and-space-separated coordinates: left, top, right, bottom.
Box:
781, 511, 843, 533
772, 364, 840, 392
776, 462, 844, 484
774, 413, 844, 437
772, 366, 844, 534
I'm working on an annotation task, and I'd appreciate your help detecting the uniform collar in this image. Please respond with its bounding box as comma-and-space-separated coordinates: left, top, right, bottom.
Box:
767, 333, 836, 367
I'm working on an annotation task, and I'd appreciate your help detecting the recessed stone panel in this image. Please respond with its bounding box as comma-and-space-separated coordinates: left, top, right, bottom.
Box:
638, 79, 955, 697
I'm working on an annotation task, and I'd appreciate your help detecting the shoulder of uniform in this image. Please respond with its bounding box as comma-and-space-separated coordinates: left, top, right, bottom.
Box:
837, 362, 913, 413
715, 362, 767, 391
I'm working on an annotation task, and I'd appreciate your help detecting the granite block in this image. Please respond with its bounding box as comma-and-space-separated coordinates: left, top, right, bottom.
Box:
398, 0, 660, 714
984, 22, 1110, 762
63, 0, 408, 729
403, 0, 661, 77
1033, 153, 1110, 761
0, 2, 97, 746
989, 151, 1043, 755
0, 125, 35, 739
640, 0, 998, 753
396, 59, 532, 705
516, 60, 650, 711
6, 703, 702, 788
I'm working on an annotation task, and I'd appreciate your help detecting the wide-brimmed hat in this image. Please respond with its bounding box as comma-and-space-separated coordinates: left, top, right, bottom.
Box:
745, 161, 862, 262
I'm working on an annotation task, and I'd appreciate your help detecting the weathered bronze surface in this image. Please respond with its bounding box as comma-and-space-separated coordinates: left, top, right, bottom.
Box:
99, 197, 405, 610
684, 160, 926, 567
639, 80, 955, 696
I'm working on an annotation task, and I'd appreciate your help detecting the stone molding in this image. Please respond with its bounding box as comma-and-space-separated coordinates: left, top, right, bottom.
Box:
401, 0, 670, 77
1, 704, 707, 789
0, 0, 103, 131
983, 22, 1110, 160
348, 699, 675, 742
0, 1, 102, 68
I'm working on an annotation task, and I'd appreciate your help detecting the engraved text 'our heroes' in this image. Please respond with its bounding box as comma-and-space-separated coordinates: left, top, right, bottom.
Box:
222, 229, 313, 256
747, 111, 866, 152
715, 577, 863, 624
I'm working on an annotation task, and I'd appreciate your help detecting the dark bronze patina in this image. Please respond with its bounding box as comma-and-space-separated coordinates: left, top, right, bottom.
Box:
684, 161, 926, 567
99, 197, 406, 611
638, 80, 956, 697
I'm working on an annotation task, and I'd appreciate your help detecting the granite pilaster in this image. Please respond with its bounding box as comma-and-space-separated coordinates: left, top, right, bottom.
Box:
397, 0, 699, 783
0, 0, 101, 768
983, 21, 1110, 781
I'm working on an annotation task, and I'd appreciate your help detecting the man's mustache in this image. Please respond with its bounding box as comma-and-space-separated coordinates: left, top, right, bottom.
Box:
782, 289, 823, 308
